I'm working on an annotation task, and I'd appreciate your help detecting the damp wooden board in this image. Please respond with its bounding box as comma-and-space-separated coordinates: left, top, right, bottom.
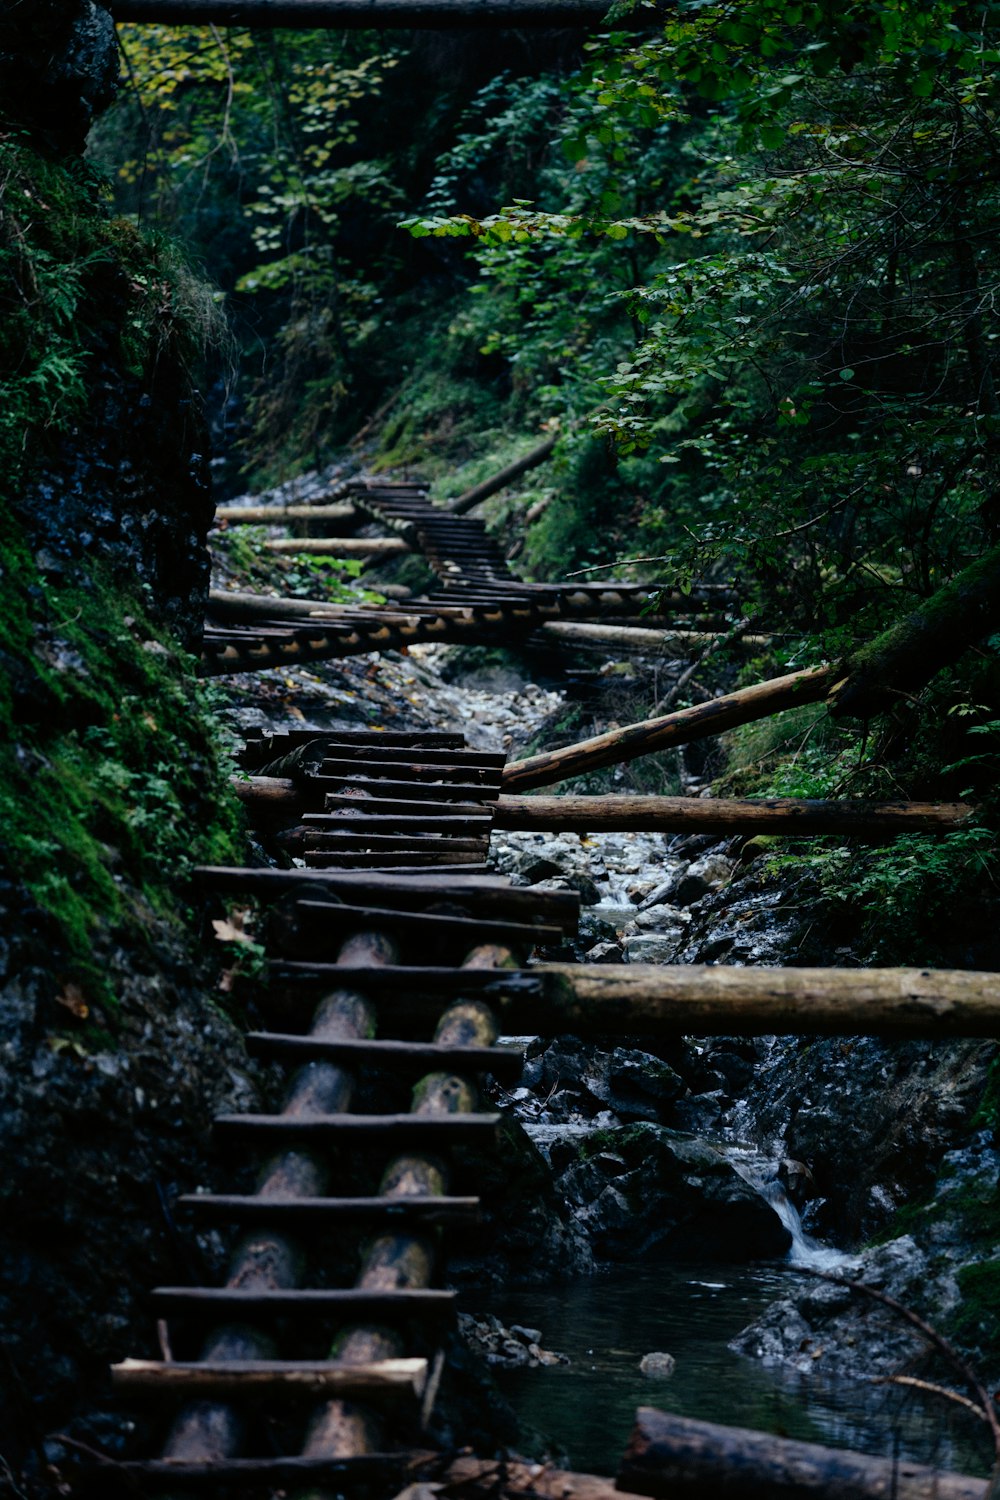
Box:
112, 1356, 428, 1396
290, 899, 564, 947
243, 728, 466, 748
298, 833, 489, 851
301, 853, 492, 870
97, 1454, 412, 1490
244, 1032, 524, 1077
318, 758, 502, 784
178, 1193, 482, 1225
195, 866, 580, 924
303, 812, 491, 830
153, 1287, 455, 1319
320, 745, 506, 768
213, 1111, 502, 1145
323, 793, 488, 817
312, 776, 501, 802
267, 961, 546, 995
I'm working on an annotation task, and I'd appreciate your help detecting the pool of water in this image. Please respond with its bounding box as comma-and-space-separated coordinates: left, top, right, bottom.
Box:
474, 1261, 990, 1479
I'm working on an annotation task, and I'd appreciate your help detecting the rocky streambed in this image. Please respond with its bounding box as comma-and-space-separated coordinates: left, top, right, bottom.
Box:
215, 616, 999, 1477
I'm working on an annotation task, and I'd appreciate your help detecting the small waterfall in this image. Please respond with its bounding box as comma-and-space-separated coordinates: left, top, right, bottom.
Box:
727, 1147, 853, 1270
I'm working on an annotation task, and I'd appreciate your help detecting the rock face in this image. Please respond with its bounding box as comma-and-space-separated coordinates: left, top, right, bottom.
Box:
0, 2, 118, 150
0, 879, 262, 1468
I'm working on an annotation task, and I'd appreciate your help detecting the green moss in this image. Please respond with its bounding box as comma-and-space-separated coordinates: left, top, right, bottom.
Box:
952, 1259, 1000, 1352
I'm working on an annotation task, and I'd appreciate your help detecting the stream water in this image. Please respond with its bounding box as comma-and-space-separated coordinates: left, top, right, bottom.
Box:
478, 1256, 990, 1479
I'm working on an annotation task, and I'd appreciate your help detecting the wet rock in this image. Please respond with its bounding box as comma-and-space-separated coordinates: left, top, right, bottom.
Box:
608, 1049, 685, 1122
623, 933, 688, 964
459, 1312, 569, 1368
550, 1123, 792, 1262
670, 854, 735, 907
585, 940, 624, 963
639, 1351, 676, 1378
779, 1158, 818, 1208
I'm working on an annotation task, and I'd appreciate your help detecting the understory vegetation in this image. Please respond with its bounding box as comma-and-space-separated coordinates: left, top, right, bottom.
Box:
0, 134, 244, 1012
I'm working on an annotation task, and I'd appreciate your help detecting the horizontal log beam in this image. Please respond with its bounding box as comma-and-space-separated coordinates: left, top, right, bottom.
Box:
494, 794, 974, 837
215, 503, 357, 525
265, 536, 408, 556
618, 1407, 988, 1500
112, 1358, 427, 1398
539, 621, 771, 652
502, 664, 837, 792
532, 965, 1000, 1039
109, 0, 627, 28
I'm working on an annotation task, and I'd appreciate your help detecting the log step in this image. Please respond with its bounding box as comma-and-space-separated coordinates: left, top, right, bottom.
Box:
298, 834, 489, 851
213, 1111, 502, 1145
178, 1193, 481, 1226
195, 866, 580, 927
319, 759, 502, 785
244, 1032, 524, 1078
314, 776, 500, 802
289, 899, 564, 948
112, 1356, 428, 1398
267, 961, 545, 997
303, 813, 491, 831
300, 854, 492, 870
80, 1454, 411, 1490
152, 1287, 455, 1321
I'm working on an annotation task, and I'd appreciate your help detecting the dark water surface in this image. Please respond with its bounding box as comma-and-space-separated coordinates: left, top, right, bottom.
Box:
476, 1262, 990, 1479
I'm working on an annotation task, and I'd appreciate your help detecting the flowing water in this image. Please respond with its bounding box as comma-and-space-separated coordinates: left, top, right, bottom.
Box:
479, 1258, 990, 1480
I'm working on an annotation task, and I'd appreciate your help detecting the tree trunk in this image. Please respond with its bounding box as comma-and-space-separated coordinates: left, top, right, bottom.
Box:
449, 434, 558, 515
495, 793, 972, 836
502, 665, 836, 792
618, 1407, 988, 1500
830, 540, 1000, 720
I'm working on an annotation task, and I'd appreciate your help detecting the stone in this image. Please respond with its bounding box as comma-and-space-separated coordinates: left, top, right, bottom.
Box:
639, 1351, 676, 1378
585, 940, 624, 963
623, 933, 686, 964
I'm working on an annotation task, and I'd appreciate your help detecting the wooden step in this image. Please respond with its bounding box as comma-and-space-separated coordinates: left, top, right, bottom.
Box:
153, 1287, 455, 1321
268, 961, 545, 997
300, 854, 492, 870
303, 813, 491, 831
213, 1111, 502, 1145
318, 759, 501, 785
112, 1356, 428, 1398
178, 1193, 482, 1226
244, 1033, 524, 1078
196, 867, 580, 926
74, 1454, 412, 1493
288, 900, 564, 950
313, 776, 500, 803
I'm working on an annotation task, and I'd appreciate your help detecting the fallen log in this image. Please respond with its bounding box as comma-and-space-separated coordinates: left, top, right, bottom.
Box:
450, 433, 558, 515
215, 503, 357, 525
539, 621, 771, 652
110, 0, 625, 26
265, 536, 409, 557
502, 664, 836, 792
617, 1407, 989, 1499
531, 965, 1000, 1038
831, 539, 1000, 721
495, 793, 973, 836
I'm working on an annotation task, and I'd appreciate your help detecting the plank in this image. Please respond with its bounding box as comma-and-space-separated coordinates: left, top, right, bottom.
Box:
300, 853, 491, 870
318, 758, 501, 784
112, 1356, 428, 1397
73, 1454, 410, 1491
314, 776, 500, 801
152, 1287, 455, 1319
244, 1032, 524, 1077
288, 899, 564, 948
177, 1193, 482, 1225
212, 1111, 502, 1144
